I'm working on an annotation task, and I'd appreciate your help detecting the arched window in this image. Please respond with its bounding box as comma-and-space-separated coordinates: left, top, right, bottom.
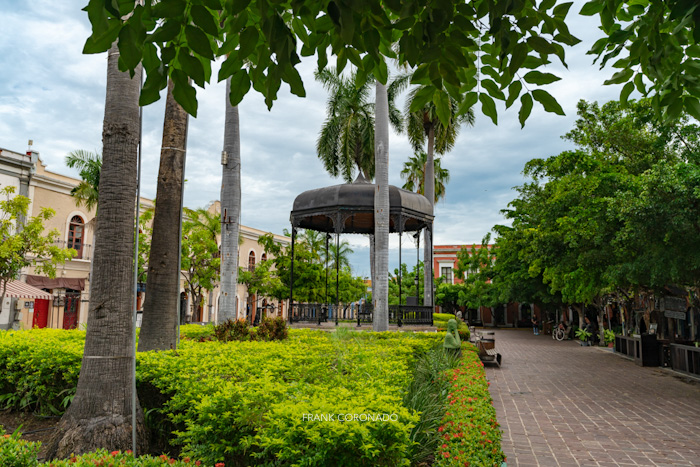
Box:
248, 251, 256, 271
261, 253, 267, 262
68, 215, 84, 259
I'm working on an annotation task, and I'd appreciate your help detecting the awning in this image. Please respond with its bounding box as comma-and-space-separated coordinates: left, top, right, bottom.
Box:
26, 275, 85, 291
2, 280, 52, 299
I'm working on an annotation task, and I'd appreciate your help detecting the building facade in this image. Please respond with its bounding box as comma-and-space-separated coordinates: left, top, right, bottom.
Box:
1, 144, 289, 329
433, 243, 540, 327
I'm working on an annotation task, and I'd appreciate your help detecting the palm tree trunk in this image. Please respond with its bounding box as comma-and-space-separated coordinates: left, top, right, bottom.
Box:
219, 78, 241, 323
46, 43, 147, 458
138, 79, 188, 352
423, 126, 435, 307
373, 82, 389, 331
369, 233, 375, 306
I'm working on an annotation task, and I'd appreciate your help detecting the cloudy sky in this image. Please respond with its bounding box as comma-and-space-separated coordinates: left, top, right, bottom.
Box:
0, 0, 623, 277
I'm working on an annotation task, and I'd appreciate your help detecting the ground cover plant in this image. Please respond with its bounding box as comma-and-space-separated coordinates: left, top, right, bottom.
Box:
0, 327, 502, 465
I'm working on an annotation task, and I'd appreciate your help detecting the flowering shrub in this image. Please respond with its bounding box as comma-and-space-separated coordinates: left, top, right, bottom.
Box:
0, 428, 40, 466
0, 434, 215, 467
434, 345, 506, 466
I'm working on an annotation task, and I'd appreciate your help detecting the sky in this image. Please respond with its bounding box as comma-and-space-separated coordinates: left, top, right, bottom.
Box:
0, 0, 623, 278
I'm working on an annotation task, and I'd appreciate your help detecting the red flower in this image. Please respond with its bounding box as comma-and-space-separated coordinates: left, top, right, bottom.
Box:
110, 451, 119, 456
443, 452, 451, 458
442, 444, 448, 449
215, 463, 225, 467
195, 462, 201, 466
438, 426, 444, 432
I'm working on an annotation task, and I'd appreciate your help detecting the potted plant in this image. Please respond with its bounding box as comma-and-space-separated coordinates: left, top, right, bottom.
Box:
575, 328, 592, 346
604, 329, 615, 348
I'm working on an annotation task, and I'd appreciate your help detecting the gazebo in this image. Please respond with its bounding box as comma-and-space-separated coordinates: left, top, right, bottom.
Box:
288, 174, 434, 326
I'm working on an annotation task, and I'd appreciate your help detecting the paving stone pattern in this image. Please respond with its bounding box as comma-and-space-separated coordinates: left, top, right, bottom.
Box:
484, 329, 700, 467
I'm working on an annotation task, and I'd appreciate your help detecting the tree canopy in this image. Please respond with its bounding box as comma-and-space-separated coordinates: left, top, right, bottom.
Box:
83, 0, 581, 124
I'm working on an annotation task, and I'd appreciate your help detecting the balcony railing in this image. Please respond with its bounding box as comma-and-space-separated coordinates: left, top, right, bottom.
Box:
52, 240, 93, 261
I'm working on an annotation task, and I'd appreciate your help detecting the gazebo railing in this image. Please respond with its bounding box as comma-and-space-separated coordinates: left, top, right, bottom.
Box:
289, 303, 328, 324
289, 303, 433, 326
390, 305, 433, 326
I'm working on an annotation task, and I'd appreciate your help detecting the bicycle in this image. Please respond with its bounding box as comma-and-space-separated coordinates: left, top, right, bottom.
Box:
552, 324, 571, 341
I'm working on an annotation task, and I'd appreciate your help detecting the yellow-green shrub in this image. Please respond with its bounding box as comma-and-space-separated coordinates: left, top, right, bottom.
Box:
0, 329, 83, 414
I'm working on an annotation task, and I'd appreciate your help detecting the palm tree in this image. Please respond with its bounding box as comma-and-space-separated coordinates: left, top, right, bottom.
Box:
325, 239, 354, 272
405, 87, 475, 307
400, 152, 451, 203
373, 81, 390, 331
65, 150, 101, 211
218, 77, 241, 323
47, 43, 147, 458
299, 229, 325, 263
138, 78, 189, 352
315, 68, 403, 182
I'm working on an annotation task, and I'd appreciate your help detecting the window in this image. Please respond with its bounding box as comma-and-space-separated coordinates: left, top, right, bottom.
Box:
67, 215, 84, 259
248, 251, 256, 271
261, 253, 267, 262
441, 266, 453, 284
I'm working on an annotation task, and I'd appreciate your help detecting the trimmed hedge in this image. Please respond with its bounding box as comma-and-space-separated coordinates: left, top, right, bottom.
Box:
0, 328, 502, 465
434, 345, 506, 466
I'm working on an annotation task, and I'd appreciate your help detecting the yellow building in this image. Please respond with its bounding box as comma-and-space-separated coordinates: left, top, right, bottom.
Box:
0, 144, 290, 329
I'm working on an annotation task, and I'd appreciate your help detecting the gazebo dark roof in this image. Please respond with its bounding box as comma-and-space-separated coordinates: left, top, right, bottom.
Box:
290, 174, 433, 234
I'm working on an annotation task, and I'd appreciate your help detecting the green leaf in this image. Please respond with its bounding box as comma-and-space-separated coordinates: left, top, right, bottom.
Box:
458, 91, 478, 115
523, 71, 561, 85
408, 86, 435, 113
231, 0, 251, 15
620, 81, 634, 106
178, 48, 206, 87
481, 79, 505, 101
532, 89, 565, 115
434, 90, 451, 127
239, 26, 259, 59
117, 23, 142, 73
634, 73, 646, 94
579, 0, 604, 16
518, 93, 533, 128
140, 66, 166, 106
152, 0, 186, 19
190, 5, 219, 36
374, 59, 388, 85
283, 64, 306, 98
506, 80, 522, 109
479, 93, 498, 125
228, 69, 251, 107
684, 96, 700, 121
171, 69, 197, 116
185, 25, 214, 60
603, 68, 633, 85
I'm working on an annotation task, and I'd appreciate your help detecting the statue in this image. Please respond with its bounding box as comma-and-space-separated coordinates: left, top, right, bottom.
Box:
443, 318, 462, 357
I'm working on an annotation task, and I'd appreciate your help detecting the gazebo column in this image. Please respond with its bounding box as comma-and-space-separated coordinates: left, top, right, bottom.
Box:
288, 227, 296, 324
335, 231, 340, 326
429, 223, 434, 326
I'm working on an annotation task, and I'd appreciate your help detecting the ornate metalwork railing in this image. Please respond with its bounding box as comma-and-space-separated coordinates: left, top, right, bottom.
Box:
390, 305, 433, 326
289, 303, 328, 324
289, 303, 433, 327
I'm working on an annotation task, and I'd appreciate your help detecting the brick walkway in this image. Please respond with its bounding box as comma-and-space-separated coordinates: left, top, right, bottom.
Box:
484, 329, 700, 467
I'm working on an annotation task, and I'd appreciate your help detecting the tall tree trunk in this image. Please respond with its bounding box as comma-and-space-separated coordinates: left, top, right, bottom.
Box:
46, 43, 147, 458
218, 78, 241, 323
138, 79, 188, 352
369, 234, 375, 306
423, 126, 435, 307
373, 82, 389, 331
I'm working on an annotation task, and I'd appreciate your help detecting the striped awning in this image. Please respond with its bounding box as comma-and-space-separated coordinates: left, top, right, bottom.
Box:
3, 280, 52, 299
